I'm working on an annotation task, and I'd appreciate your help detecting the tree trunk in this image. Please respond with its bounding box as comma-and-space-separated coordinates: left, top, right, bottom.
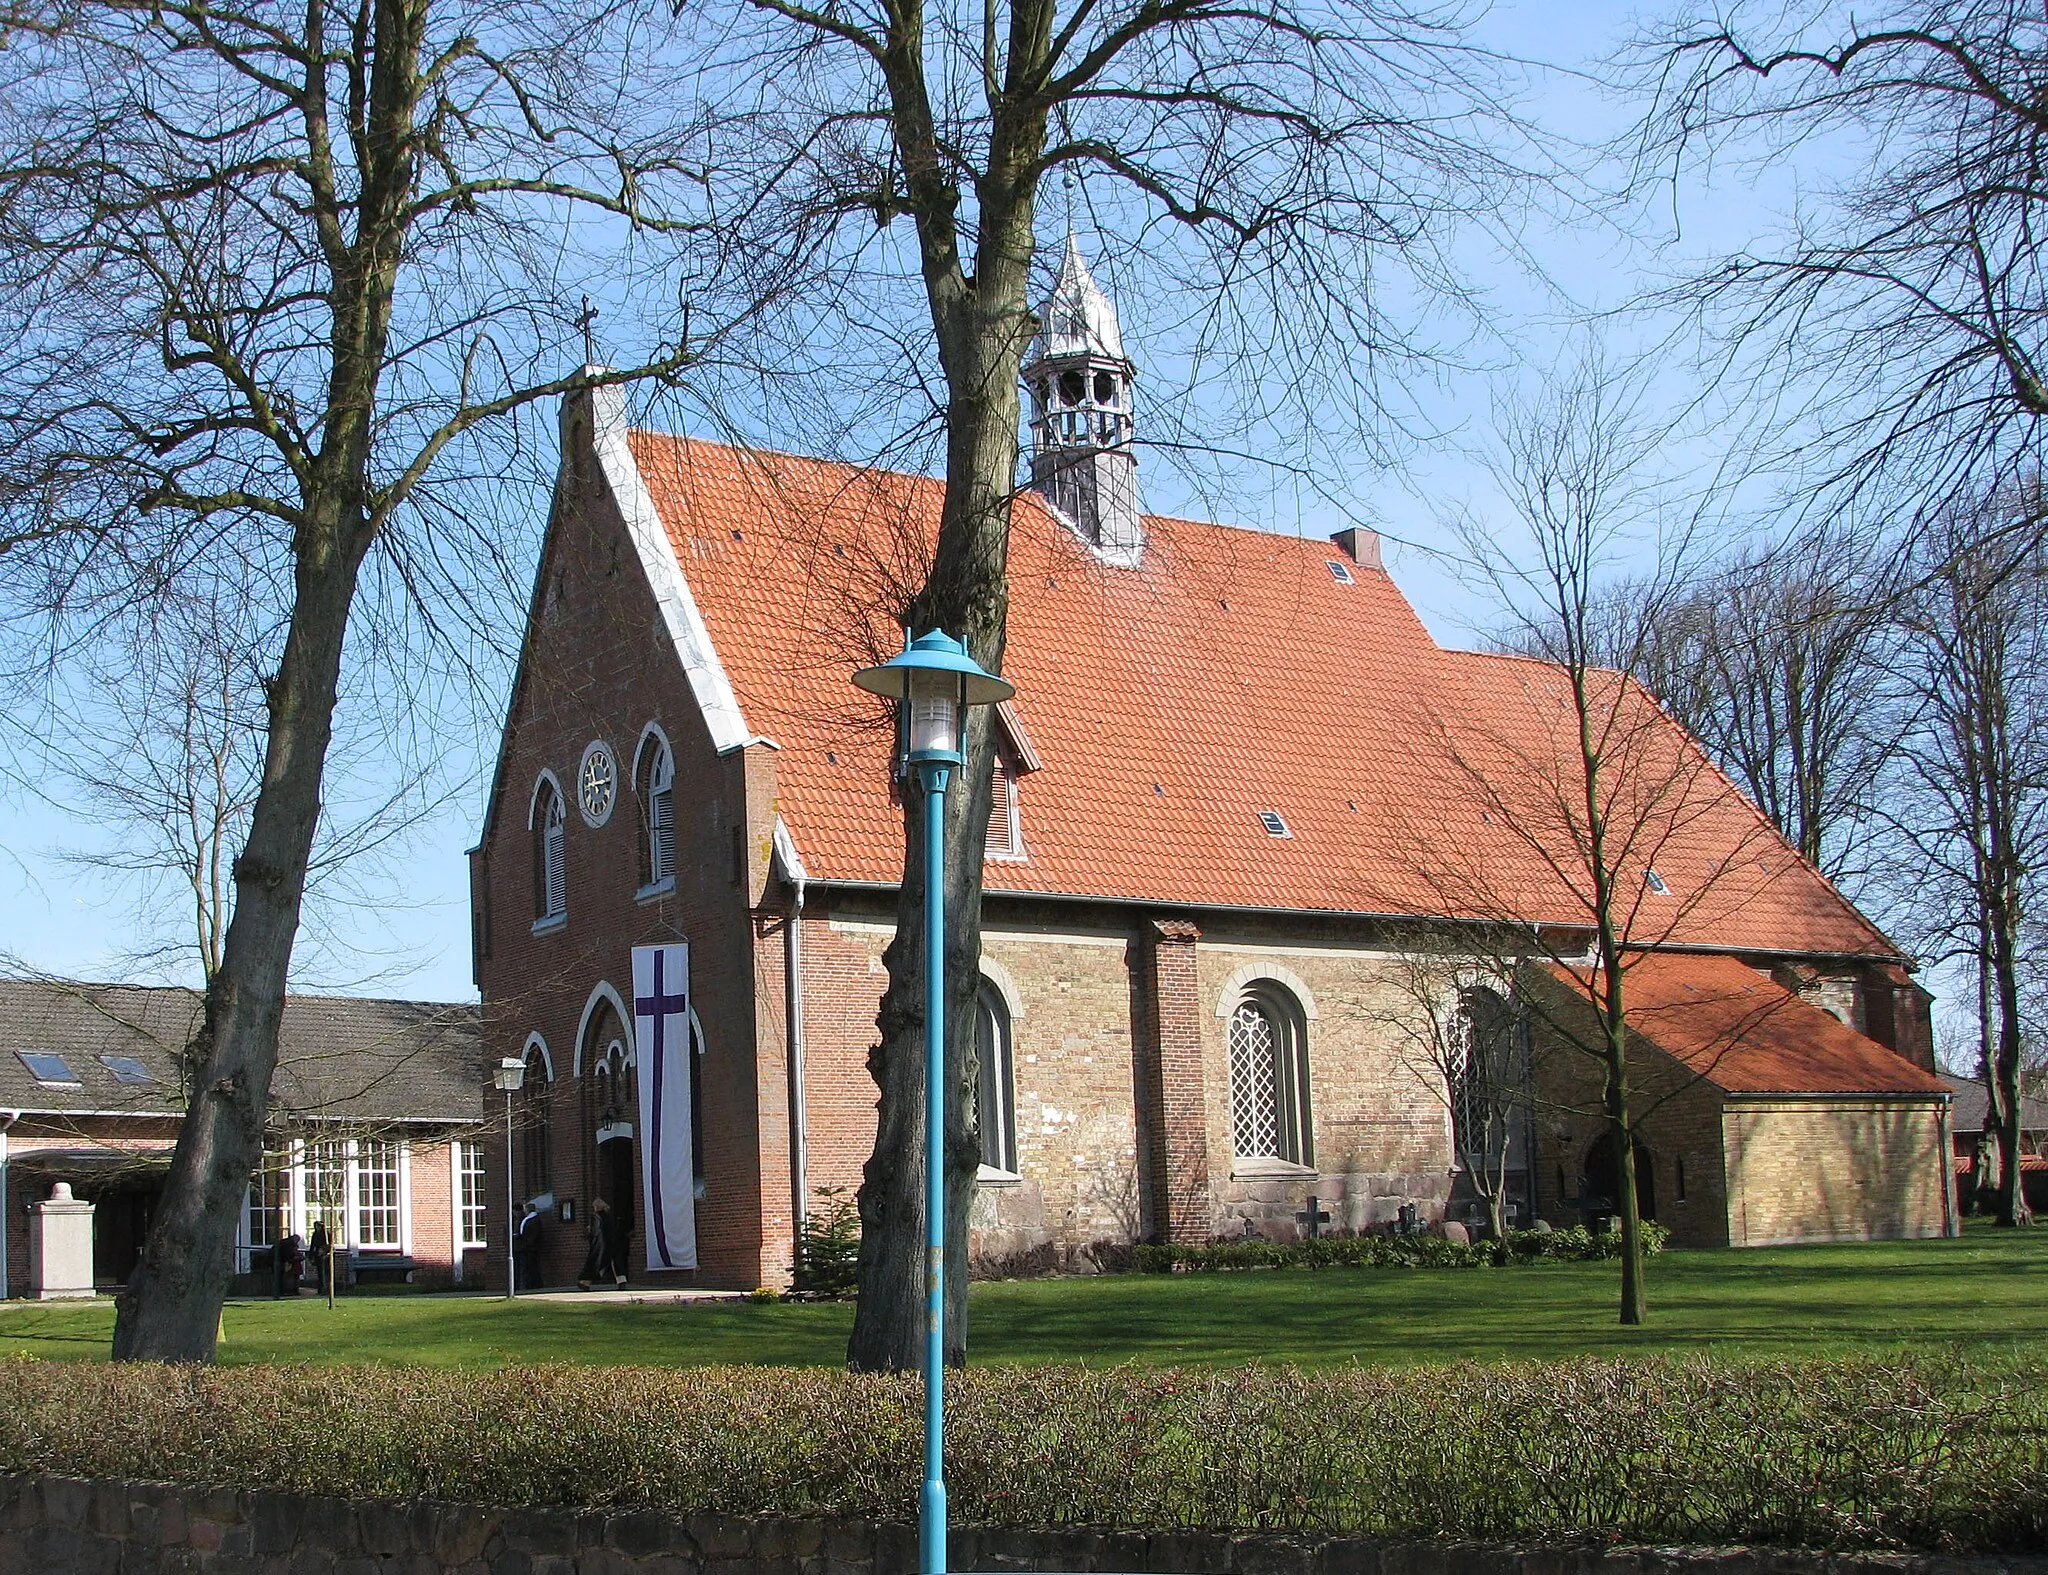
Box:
1992, 941, 2033, 1227
846, 156, 1040, 1370
111, 0, 420, 1359
111, 536, 366, 1360
1604, 1031, 1647, 1325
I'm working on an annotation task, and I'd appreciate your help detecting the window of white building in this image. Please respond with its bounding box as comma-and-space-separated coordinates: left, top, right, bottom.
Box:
458, 1141, 488, 1248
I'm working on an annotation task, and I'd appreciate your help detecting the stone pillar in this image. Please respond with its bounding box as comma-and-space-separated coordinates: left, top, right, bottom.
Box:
28, 1182, 95, 1299
1137, 917, 1211, 1245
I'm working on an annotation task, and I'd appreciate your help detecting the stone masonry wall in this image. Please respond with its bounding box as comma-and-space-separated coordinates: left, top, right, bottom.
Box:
1194, 940, 1454, 1241
7, 1474, 2039, 1575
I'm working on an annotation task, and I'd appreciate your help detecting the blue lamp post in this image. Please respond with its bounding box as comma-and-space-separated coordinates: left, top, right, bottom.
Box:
852, 629, 1014, 1575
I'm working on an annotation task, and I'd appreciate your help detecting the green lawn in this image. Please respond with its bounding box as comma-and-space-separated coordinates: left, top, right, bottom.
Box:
4, 1228, 2040, 1369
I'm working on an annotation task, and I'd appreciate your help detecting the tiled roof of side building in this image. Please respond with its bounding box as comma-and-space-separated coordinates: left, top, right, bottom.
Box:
0, 978, 482, 1123
1542, 953, 1949, 1097
626, 432, 1897, 959
1941, 1076, 2048, 1135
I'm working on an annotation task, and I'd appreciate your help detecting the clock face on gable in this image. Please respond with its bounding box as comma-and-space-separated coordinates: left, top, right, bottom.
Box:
578, 741, 617, 827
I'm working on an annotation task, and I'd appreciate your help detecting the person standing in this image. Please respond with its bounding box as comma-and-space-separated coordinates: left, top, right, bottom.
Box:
307, 1219, 329, 1294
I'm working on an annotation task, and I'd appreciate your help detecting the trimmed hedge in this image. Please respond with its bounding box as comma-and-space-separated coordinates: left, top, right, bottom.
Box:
1, 1353, 2043, 1552
1135, 1223, 1670, 1273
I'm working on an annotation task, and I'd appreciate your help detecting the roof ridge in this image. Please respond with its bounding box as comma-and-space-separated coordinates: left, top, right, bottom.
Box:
628, 429, 1368, 553
0, 976, 477, 1012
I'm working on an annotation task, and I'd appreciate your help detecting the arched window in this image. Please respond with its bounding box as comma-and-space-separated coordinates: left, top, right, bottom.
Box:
974, 980, 1018, 1174
518, 1042, 553, 1200
1448, 985, 1515, 1171
532, 775, 566, 923
635, 730, 676, 889
1227, 984, 1312, 1166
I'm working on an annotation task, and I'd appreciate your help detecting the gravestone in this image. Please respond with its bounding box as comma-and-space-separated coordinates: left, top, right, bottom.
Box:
29, 1182, 95, 1299
1441, 1220, 1470, 1246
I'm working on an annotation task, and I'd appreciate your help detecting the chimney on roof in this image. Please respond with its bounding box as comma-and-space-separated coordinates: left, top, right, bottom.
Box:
1330, 527, 1382, 571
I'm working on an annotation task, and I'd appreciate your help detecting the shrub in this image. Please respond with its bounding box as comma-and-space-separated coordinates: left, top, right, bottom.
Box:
1135, 1222, 1668, 1274
792, 1186, 860, 1298
0, 1353, 2042, 1552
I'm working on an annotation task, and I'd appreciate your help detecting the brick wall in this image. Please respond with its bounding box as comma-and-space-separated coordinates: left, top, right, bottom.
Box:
472, 389, 775, 1291
789, 913, 1475, 1265
1532, 1029, 1732, 1250
409, 1140, 456, 1274
1723, 1100, 1950, 1246
5, 1474, 2036, 1575
1528, 975, 1952, 1249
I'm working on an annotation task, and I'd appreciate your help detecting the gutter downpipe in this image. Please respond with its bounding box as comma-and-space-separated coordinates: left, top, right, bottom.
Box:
775, 819, 810, 1260
1938, 1095, 1959, 1237
0, 1111, 18, 1300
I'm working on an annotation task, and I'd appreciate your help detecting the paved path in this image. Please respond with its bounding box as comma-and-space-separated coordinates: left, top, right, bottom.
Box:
509, 1286, 749, 1305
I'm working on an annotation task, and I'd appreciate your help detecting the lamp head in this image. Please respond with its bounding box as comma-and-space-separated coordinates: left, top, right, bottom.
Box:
492, 1056, 527, 1093
851, 630, 1015, 771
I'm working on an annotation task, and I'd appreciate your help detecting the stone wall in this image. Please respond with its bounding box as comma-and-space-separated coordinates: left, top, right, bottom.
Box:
6, 1474, 2040, 1575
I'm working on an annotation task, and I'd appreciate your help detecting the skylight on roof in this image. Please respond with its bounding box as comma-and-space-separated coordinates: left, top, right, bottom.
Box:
1326, 560, 1355, 584
1257, 810, 1291, 838
16, 1050, 81, 1087
1645, 869, 1671, 896
100, 1054, 155, 1084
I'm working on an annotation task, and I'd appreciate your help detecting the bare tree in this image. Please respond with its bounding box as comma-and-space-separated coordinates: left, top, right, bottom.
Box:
1374, 937, 1529, 1242
1884, 491, 2048, 1227
669, 0, 1542, 1369
1421, 351, 1789, 1323
1637, 1, 2048, 513
1523, 534, 1900, 888
0, 0, 744, 1360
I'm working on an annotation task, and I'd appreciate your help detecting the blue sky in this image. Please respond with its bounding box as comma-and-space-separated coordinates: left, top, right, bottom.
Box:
0, 1, 1848, 1004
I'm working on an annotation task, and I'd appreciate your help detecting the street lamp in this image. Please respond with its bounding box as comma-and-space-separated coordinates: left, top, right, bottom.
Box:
851, 629, 1013, 1575
491, 1056, 526, 1299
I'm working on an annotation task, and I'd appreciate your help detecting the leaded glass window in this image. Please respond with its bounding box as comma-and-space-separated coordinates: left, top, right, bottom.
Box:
1227, 987, 1312, 1166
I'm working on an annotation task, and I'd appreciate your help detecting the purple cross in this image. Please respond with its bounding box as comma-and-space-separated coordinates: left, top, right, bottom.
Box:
636, 948, 688, 1267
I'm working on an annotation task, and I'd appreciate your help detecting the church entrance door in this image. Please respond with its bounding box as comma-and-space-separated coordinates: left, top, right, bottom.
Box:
597, 1134, 636, 1273
1582, 1131, 1656, 1225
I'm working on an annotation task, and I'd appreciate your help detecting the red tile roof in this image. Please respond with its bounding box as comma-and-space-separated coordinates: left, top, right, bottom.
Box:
1545, 952, 1947, 1096
627, 433, 1897, 958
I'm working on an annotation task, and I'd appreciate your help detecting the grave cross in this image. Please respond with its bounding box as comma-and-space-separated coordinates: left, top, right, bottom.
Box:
1296, 1194, 1331, 1239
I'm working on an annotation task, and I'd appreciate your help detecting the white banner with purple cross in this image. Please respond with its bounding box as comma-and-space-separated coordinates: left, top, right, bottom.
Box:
632, 943, 698, 1271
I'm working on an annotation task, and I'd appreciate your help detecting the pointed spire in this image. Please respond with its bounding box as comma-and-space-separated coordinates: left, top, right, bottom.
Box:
1028, 232, 1128, 368
1021, 233, 1143, 566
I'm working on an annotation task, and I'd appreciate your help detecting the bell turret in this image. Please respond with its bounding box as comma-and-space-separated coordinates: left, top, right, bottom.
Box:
1022, 236, 1142, 566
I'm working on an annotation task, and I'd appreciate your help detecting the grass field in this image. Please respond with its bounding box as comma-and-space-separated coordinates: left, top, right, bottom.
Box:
2, 1227, 2039, 1369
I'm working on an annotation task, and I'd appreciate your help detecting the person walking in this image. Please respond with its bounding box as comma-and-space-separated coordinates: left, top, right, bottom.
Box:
577, 1197, 626, 1289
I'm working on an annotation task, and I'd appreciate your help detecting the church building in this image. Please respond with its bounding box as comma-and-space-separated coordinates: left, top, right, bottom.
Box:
468, 241, 1954, 1290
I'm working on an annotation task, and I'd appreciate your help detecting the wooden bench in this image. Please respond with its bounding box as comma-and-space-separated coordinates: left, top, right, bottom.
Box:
350, 1254, 419, 1286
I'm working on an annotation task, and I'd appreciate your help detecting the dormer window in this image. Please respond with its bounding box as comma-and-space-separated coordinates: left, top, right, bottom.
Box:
985, 701, 1040, 865
987, 753, 1025, 861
